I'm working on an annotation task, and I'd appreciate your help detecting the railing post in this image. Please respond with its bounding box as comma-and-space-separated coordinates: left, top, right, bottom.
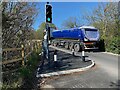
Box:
38, 41, 40, 48
35, 42, 37, 52
37, 41, 38, 52
21, 44, 25, 66
36, 41, 38, 52
31, 42, 34, 51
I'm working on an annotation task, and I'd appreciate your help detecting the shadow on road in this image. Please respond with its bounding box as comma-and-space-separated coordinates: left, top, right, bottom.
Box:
37, 50, 92, 74
37, 49, 94, 89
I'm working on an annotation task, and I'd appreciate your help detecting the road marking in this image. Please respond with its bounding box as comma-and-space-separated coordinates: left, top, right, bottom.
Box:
49, 45, 82, 57
101, 52, 119, 56
36, 45, 95, 78
41, 85, 55, 89
36, 60, 95, 78
49, 45, 72, 54
50, 45, 119, 57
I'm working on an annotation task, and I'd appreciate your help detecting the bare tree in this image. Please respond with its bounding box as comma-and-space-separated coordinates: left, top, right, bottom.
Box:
61, 17, 83, 29
2, 2, 38, 48
83, 2, 119, 53
83, 2, 119, 38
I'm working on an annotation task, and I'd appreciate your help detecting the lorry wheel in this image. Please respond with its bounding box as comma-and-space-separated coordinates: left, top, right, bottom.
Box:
52, 41, 54, 46
65, 42, 69, 49
74, 43, 80, 52
54, 42, 57, 47
69, 42, 74, 51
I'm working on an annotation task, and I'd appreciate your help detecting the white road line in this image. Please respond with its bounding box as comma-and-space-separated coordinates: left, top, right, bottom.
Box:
50, 45, 119, 57
101, 52, 119, 56
36, 60, 95, 78
49, 45, 72, 54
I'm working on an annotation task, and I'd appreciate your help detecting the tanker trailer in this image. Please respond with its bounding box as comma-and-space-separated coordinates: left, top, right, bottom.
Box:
51, 26, 100, 52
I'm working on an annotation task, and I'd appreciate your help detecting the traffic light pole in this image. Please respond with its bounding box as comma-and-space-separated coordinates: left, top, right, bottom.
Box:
45, 2, 52, 68
46, 23, 50, 67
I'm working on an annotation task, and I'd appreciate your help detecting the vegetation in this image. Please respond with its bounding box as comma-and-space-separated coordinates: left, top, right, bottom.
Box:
84, 2, 119, 54
1, 2, 41, 89
19, 50, 41, 89
61, 17, 82, 29
2, 49, 41, 89
62, 2, 119, 54
1, 2, 38, 48
36, 22, 56, 40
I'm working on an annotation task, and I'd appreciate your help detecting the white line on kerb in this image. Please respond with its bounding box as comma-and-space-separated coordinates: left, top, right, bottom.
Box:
36, 60, 95, 78
102, 52, 119, 56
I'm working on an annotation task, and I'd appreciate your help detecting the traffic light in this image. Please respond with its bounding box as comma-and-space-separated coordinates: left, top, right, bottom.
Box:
46, 4, 52, 23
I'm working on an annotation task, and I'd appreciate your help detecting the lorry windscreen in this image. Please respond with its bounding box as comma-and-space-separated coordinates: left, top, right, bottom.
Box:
85, 29, 99, 39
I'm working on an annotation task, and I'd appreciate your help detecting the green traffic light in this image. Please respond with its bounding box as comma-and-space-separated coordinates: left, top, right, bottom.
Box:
47, 17, 50, 21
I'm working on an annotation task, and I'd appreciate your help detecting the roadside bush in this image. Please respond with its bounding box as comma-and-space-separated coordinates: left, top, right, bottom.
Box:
105, 37, 119, 54
2, 48, 41, 89
19, 51, 40, 89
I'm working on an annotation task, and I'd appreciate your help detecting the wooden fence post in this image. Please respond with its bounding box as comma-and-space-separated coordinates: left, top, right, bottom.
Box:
21, 44, 25, 66
31, 42, 33, 51
29, 42, 30, 52
35, 42, 37, 52
37, 41, 38, 52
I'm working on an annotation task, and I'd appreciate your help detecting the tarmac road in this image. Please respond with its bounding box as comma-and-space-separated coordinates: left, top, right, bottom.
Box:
85, 52, 118, 80
41, 46, 119, 88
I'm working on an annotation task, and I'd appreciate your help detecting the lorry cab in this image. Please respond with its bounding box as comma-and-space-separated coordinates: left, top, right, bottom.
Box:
79, 26, 100, 50
79, 26, 100, 41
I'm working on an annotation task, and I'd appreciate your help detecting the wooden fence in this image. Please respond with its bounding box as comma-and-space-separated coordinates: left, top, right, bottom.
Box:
1, 40, 42, 66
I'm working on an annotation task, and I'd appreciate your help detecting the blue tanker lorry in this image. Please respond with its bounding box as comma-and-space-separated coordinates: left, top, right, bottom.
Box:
50, 26, 100, 52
